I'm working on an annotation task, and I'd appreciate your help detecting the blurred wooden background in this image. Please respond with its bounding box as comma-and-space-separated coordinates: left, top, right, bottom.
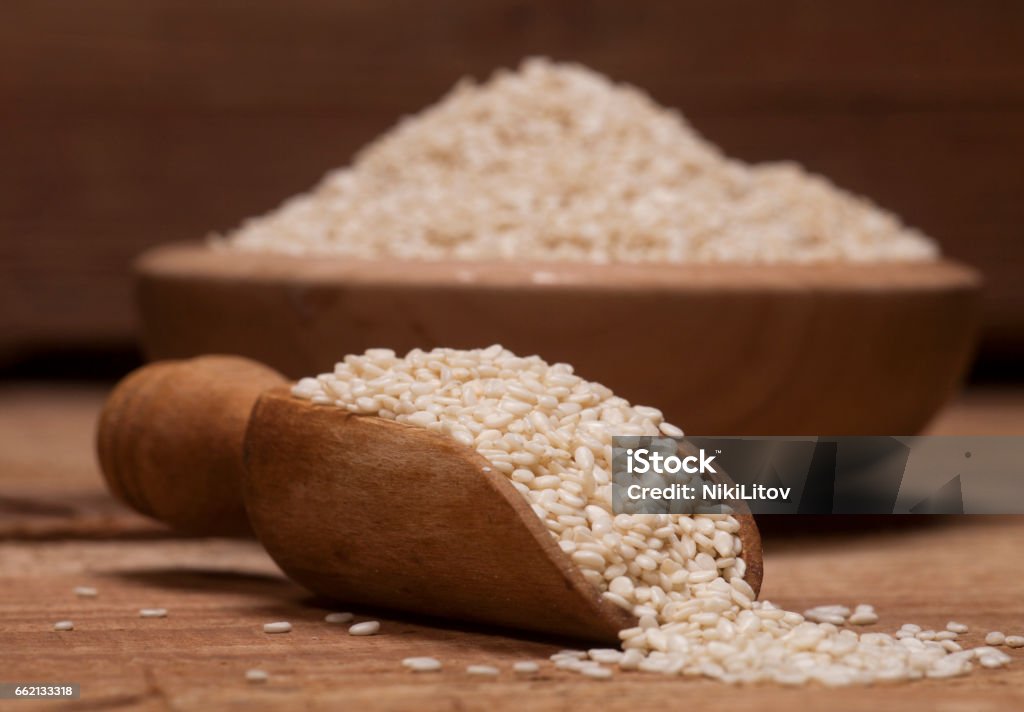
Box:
2, 0, 1022, 373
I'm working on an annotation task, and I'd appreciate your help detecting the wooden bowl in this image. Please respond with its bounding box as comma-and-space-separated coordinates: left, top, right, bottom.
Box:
136, 242, 981, 435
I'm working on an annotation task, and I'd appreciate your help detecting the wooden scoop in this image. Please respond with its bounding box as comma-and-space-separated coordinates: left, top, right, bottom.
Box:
97, 355, 763, 642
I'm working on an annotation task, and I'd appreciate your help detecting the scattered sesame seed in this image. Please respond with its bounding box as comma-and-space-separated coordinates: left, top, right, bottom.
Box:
139, 608, 167, 618
53, 620, 74, 631
581, 666, 613, 680
263, 621, 292, 634
552, 649, 586, 660
324, 612, 354, 624
848, 607, 879, 626
348, 621, 380, 636
402, 657, 442, 672
73, 586, 98, 598
588, 649, 624, 665
803, 605, 849, 625
245, 669, 269, 683
980, 655, 1007, 669
554, 658, 586, 671
466, 665, 499, 677
513, 661, 539, 674
986, 631, 1006, 646
1005, 636, 1024, 648
946, 621, 969, 633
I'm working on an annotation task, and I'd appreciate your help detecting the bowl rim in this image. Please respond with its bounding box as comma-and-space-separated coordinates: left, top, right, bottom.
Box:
137, 241, 983, 294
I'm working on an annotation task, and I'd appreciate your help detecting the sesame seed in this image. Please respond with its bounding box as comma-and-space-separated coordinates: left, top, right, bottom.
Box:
513, 661, 539, 674
245, 669, 269, 683
466, 665, 499, 677
588, 649, 624, 665
263, 621, 291, 634
848, 605, 879, 625
139, 608, 167, 618
73, 586, 98, 598
324, 612, 354, 624
53, 620, 74, 631
552, 650, 586, 660
348, 621, 380, 636
402, 657, 442, 672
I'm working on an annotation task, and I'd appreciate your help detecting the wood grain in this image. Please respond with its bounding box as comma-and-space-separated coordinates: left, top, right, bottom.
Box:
245, 389, 638, 642
0, 383, 165, 540
1, 385, 1023, 709
1, 522, 1022, 710
97, 355, 286, 536
136, 243, 981, 436
1, 0, 1023, 364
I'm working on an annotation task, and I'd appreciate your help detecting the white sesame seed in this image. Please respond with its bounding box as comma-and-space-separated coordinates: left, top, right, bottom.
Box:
73, 586, 98, 598
554, 658, 586, 671
588, 649, 624, 665
139, 608, 167, 618
513, 661, 539, 674
986, 631, 1006, 646
1005, 636, 1024, 648
946, 621, 969, 633
466, 665, 499, 677
658, 422, 684, 438
403, 657, 442, 672
324, 612, 354, 624
570, 549, 606, 570
348, 621, 380, 636
581, 666, 612, 679
553, 649, 586, 659
263, 621, 291, 633
848, 610, 879, 626
973, 646, 1010, 660
803, 606, 849, 625
245, 669, 269, 683
53, 620, 74, 631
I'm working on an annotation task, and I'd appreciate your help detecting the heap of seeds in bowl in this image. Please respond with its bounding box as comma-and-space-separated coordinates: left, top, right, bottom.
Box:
220, 58, 937, 263
293, 346, 1009, 685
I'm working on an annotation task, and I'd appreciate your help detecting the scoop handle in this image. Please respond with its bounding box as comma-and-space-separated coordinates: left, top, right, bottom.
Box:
96, 355, 288, 535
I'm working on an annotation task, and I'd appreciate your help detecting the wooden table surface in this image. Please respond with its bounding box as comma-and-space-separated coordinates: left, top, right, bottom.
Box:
2, 383, 1023, 711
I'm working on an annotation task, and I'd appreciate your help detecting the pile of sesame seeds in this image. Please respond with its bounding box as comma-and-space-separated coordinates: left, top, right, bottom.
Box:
293, 345, 1015, 685
220, 58, 938, 264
